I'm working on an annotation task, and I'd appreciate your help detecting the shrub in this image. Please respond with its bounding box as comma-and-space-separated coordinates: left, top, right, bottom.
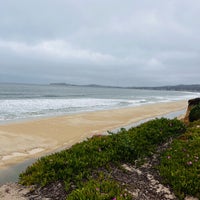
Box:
189, 103, 200, 122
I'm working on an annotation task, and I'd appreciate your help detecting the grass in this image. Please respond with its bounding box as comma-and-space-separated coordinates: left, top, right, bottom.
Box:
159, 120, 200, 199
19, 118, 186, 199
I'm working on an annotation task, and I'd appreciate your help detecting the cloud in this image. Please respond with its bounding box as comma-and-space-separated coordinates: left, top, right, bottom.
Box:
0, 39, 116, 64
0, 0, 200, 86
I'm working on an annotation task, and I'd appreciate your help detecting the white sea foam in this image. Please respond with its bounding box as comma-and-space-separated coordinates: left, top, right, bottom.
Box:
0, 98, 135, 121
0, 86, 199, 123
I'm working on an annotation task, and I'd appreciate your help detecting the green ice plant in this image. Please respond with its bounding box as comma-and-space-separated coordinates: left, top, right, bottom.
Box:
67, 179, 132, 200
159, 120, 200, 199
19, 118, 185, 197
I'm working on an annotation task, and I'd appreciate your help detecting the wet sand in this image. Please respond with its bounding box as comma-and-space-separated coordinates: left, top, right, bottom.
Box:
0, 101, 187, 169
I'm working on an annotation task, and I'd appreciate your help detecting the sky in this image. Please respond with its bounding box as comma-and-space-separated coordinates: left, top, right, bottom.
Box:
0, 0, 200, 87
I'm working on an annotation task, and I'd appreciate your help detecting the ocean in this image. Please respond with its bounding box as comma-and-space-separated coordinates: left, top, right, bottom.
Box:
0, 83, 199, 123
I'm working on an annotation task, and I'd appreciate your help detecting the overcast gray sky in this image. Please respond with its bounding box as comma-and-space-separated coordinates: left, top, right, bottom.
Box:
0, 0, 200, 86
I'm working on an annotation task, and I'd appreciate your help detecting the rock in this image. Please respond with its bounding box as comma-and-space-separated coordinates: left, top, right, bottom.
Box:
184, 98, 200, 123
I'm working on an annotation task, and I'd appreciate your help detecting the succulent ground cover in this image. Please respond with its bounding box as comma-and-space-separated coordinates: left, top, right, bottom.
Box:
67, 178, 132, 200
159, 120, 200, 199
19, 118, 186, 199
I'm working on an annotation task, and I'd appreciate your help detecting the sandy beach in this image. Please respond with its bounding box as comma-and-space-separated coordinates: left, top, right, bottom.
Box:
0, 100, 187, 169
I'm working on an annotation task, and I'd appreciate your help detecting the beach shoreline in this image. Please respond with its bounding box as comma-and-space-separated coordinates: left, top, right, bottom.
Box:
0, 100, 187, 171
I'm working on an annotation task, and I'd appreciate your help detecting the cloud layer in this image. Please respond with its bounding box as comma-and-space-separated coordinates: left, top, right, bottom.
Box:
0, 0, 200, 86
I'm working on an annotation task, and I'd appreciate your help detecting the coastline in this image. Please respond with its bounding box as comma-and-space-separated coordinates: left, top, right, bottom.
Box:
0, 100, 187, 171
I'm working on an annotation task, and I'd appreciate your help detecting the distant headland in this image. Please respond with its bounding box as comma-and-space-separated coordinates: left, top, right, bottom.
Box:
50, 83, 200, 92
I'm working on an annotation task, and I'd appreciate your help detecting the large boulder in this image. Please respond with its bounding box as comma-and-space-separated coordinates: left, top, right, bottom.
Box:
184, 97, 200, 123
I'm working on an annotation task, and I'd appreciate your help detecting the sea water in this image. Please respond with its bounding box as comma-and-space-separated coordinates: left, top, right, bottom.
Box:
0, 83, 199, 123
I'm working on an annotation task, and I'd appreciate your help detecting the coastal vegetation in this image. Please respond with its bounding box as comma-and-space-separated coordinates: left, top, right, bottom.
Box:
19, 118, 187, 199
67, 179, 132, 200
159, 120, 200, 199
189, 103, 200, 122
